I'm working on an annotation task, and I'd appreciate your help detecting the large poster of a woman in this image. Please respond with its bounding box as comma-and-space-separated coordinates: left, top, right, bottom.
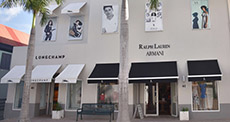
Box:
145, 2, 163, 31
43, 18, 57, 41
191, 0, 210, 29
69, 16, 84, 40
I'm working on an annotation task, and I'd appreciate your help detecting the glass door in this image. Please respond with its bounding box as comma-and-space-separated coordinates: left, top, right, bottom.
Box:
144, 83, 158, 116
53, 83, 59, 108
37, 83, 53, 116
171, 82, 178, 117
39, 84, 48, 110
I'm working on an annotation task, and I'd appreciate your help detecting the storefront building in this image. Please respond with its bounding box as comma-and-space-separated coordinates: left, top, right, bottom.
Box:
0, 24, 29, 120
2, 0, 230, 120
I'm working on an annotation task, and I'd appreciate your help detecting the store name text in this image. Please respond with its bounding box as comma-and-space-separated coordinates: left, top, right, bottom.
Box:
35, 55, 65, 60
139, 43, 171, 56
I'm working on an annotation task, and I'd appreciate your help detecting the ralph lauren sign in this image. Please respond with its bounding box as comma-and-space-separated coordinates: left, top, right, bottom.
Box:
139, 43, 171, 56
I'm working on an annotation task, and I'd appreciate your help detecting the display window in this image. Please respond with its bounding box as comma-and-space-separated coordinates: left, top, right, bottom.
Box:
39, 84, 47, 109
98, 84, 119, 110
192, 81, 219, 111
14, 82, 24, 109
66, 81, 82, 110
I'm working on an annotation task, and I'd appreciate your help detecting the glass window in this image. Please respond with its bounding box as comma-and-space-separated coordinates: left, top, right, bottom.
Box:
14, 81, 24, 109
98, 84, 119, 110
192, 81, 219, 111
0, 53, 11, 70
66, 81, 82, 110
40, 84, 47, 109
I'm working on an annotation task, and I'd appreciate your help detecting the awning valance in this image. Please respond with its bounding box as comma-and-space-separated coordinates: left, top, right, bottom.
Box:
61, 2, 86, 14
46, 4, 60, 15
1, 65, 25, 83
31, 65, 61, 83
129, 61, 179, 83
88, 63, 119, 84
187, 60, 222, 81
55, 64, 85, 83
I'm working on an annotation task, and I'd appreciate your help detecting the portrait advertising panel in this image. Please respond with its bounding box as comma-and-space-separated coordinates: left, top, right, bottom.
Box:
145, 2, 163, 31
43, 18, 57, 41
69, 16, 84, 40
102, 5, 119, 34
191, 0, 210, 29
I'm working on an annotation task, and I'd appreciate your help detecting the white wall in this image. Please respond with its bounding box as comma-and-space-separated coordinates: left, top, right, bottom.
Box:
10, 46, 27, 68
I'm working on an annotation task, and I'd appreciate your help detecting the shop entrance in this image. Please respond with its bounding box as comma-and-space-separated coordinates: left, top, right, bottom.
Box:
52, 83, 59, 110
144, 83, 158, 116
39, 82, 59, 116
159, 83, 171, 115
144, 82, 178, 117
39, 83, 53, 116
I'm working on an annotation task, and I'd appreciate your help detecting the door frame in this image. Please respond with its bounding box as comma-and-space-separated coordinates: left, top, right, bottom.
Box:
46, 83, 53, 115
144, 82, 159, 116
143, 82, 178, 117
171, 82, 178, 117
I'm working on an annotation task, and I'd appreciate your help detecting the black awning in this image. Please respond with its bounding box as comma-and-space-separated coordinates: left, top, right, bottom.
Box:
88, 63, 119, 84
129, 61, 178, 83
187, 60, 222, 81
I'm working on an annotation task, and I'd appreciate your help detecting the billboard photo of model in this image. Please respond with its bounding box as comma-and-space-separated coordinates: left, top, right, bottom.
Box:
69, 16, 83, 40
145, 1, 163, 31
191, 0, 210, 29
43, 18, 57, 41
102, 5, 119, 34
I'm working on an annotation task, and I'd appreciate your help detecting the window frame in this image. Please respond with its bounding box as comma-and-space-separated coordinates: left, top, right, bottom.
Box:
0, 52, 12, 70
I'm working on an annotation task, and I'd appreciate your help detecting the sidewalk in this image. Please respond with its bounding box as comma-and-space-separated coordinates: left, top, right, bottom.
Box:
1, 116, 230, 122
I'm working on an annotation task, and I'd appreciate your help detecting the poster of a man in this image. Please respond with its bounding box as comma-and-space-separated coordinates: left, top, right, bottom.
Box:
69, 16, 83, 40
191, 0, 210, 29
43, 18, 57, 41
102, 5, 119, 34
145, 2, 163, 31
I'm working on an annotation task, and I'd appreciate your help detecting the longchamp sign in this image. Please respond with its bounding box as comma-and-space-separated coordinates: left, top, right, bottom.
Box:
35, 55, 65, 60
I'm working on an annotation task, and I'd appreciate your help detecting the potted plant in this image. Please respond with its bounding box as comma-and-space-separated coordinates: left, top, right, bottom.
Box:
52, 102, 64, 119
179, 107, 189, 121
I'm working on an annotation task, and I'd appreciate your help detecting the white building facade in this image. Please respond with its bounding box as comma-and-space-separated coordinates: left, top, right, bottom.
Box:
2, 0, 230, 120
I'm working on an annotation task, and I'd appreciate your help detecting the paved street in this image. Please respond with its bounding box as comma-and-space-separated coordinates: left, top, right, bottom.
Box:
1, 116, 230, 122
